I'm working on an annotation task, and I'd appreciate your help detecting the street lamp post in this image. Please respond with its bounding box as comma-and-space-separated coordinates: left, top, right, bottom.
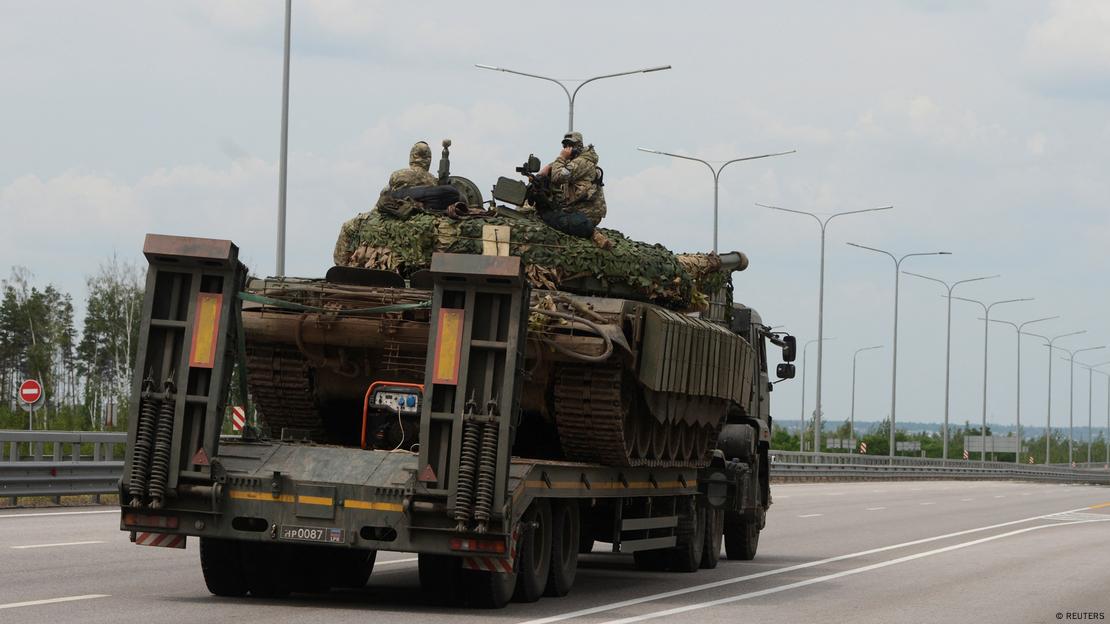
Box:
1062, 346, 1107, 465
639, 148, 795, 253
851, 345, 883, 453
1077, 361, 1110, 465
276, 0, 292, 278
951, 296, 1032, 461
760, 205, 893, 456
985, 316, 1059, 463
902, 271, 999, 459
475, 64, 671, 132
1024, 331, 1086, 463
799, 337, 834, 449
848, 244, 950, 458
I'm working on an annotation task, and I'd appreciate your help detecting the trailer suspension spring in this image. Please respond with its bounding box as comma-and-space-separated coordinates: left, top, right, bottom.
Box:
473, 413, 499, 533
147, 377, 177, 509
453, 401, 481, 531
128, 376, 159, 508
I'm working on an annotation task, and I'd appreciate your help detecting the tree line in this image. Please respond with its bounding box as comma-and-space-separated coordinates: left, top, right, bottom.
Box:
0, 257, 142, 431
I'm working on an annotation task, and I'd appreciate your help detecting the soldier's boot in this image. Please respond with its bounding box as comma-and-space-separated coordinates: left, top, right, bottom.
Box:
592, 229, 614, 250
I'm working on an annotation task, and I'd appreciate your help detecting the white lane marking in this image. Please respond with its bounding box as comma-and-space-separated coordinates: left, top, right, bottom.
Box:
823, 492, 845, 496
1021, 493, 1032, 496
994, 495, 1006, 499
866, 507, 886, 511
919, 502, 935, 506
0, 595, 109, 610
11, 541, 105, 550
797, 514, 823, 518
518, 504, 1096, 624
960, 498, 974, 501
0, 510, 116, 519
598, 521, 1100, 624
375, 557, 418, 566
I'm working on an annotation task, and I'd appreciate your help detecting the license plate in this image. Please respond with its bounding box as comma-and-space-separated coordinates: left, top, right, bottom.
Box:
279, 525, 345, 544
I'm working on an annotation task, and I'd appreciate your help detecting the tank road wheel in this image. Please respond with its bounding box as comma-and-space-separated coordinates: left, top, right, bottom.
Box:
724, 510, 760, 561
700, 507, 724, 569
667, 498, 706, 573
419, 554, 465, 605
651, 421, 669, 461
635, 417, 653, 460
199, 538, 248, 597
514, 499, 553, 603
667, 426, 684, 462
681, 424, 698, 463
545, 500, 580, 597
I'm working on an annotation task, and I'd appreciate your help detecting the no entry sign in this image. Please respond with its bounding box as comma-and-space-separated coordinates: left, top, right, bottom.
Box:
18, 379, 42, 405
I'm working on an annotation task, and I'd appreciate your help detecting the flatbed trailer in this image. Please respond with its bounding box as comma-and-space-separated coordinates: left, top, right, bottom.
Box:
119, 234, 780, 608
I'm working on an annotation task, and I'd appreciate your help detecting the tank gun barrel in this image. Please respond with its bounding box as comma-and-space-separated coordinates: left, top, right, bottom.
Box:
718, 251, 749, 272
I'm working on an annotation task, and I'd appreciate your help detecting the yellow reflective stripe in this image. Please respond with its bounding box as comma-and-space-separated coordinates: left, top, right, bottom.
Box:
297, 495, 333, 506
229, 490, 295, 503
343, 500, 404, 513
522, 480, 695, 490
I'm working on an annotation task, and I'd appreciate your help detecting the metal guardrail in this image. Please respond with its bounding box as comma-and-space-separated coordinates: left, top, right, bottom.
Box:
0, 431, 126, 504
2, 432, 1108, 506
769, 450, 1110, 484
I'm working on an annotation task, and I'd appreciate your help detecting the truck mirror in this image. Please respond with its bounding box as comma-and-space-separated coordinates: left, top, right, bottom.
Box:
776, 363, 796, 379
781, 335, 796, 362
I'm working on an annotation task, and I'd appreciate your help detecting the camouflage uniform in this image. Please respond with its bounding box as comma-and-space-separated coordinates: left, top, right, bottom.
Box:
546, 132, 607, 226
386, 141, 438, 192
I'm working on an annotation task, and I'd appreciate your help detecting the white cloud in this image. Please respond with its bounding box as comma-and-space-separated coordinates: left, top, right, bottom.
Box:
1025, 0, 1110, 94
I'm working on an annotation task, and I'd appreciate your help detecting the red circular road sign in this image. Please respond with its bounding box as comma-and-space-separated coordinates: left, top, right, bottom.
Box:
18, 379, 42, 405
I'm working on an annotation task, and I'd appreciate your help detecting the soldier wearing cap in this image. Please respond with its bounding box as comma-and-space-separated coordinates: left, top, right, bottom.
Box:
539, 131, 607, 227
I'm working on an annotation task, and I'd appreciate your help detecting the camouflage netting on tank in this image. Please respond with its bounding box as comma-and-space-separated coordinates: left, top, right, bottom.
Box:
334, 210, 700, 308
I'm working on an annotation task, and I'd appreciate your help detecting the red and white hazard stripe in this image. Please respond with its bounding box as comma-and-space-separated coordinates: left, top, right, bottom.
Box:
134, 532, 186, 549
462, 526, 518, 573
230, 406, 246, 431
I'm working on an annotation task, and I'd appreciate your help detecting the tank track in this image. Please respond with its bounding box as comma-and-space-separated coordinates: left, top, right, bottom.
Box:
552, 363, 718, 468
245, 344, 326, 440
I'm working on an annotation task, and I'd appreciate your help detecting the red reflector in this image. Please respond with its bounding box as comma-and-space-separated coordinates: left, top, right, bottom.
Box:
123, 513, 180, 530
449, 537, 507, 554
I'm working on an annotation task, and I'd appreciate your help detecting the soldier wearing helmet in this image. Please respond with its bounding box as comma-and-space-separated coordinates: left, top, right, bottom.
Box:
385, 141, 439, 192
538, 131, 608, 228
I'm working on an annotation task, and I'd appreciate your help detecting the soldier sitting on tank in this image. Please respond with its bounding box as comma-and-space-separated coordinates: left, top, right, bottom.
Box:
535, 132, 612, 249
376, 141, 464, 217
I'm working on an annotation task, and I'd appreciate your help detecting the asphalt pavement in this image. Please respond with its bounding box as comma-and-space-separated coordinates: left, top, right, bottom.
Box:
0, 480, 1107, 624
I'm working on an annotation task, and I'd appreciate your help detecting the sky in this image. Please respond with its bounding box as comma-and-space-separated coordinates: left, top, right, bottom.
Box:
2, 0, 1108, 436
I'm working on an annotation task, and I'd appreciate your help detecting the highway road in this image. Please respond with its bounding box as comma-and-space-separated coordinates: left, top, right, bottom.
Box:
1, 480, 1107, 624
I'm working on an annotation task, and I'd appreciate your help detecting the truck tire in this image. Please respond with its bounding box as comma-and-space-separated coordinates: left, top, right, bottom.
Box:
514, 499, 552, 603
545, 500, 580, 597
241, 542, 292, 597
463, 568, 518, 609
724, 510, 760, 561
330, 549, 377, 588
700, 508, 724, 569
418, 554, 464, 605
199, 538, 248, 597
667, 500, 706, 573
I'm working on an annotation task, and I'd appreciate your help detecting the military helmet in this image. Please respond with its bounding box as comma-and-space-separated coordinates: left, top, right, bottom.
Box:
562, 131, 584, 148
409, 141, 432, 170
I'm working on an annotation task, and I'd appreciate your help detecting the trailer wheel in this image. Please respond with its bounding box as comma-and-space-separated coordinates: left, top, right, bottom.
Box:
700, 508, 724, 569
724, 510, 760, 560
514, 499, 552, 603
545, 500, 580, 597
330, 549, 377, 588
418, 554, 465, 605
667, 500, 706, 572
199, 538, 248, 597
241, 542, 292, 597
463, 567, 518, 608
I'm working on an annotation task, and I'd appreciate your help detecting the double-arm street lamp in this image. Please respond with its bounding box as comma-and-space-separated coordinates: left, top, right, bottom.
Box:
847, 244, 950, 458
1061, 346, 1107, 464
475, 64, 671, 132
1024, 331, 1086, 463
760, 205, 893, 455
902, 272, 999, 459
638, 148, 795, 253
851, 345, 883, 452
951, 296, 1032, 462
986, 316, 1059, 463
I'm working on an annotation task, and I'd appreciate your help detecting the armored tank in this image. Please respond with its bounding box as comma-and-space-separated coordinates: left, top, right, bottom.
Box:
242, 144, 795, 469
